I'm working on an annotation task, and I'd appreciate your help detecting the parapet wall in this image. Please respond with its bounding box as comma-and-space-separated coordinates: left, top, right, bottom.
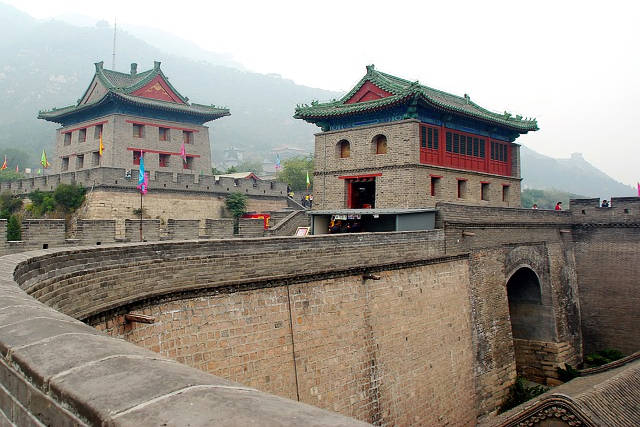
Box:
0, 246, 368, 426
0, 166, 288, 198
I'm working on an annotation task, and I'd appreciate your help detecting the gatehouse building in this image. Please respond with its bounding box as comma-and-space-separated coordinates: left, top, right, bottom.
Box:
295, 65, 538, 210
38, 61, 229, 175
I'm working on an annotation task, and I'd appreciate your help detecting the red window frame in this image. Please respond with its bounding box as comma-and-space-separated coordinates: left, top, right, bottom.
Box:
159, 127, 169, 141
419, 123, 512, 177
133, 124, 144, 138
183, 130, 193, 144
159, 154, 169, 168
429, 174, 442, 197
133, 151, 141, 165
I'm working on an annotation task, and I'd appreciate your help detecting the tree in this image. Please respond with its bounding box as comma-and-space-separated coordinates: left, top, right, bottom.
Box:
53, 184, 86, 213
6, 214, 21, 241
225, 192, 248, 219
225, 192, 248, 235
277, 156, 313, 192
0, 170, 24, 182
225, 166, 238, 174
0, 192, 23, 219
28, 190, 55, 216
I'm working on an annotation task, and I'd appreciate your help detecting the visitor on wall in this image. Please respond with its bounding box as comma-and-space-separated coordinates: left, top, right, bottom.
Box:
555, 202, 563, 210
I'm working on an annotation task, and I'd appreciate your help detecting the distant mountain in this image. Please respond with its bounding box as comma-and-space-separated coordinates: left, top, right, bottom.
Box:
0, 3, 338, 167
521, 146, 635, 198
0, 3, 634, 199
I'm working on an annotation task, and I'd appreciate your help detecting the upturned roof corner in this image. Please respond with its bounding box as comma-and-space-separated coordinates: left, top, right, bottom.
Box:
294, 66, 539, 133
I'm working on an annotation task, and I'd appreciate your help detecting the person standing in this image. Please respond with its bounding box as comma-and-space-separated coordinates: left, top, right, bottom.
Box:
309, 194, 313, 208
555, 201, 563, 211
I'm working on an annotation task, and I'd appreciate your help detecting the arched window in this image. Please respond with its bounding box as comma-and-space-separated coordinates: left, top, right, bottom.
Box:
337, 140, 350, 158
373, 134, 387, 154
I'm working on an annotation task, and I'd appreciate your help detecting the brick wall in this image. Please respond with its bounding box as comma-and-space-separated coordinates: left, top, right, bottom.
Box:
0, 253, 363, 426
76, 219, 116, 245
573, 226, 640, 355
204, 219, 234, 238
238, 218, 265, 238
167, 219, 200, 240
0, 167, 288, 199
95, 260, 476, 426
125, 219, 161, 242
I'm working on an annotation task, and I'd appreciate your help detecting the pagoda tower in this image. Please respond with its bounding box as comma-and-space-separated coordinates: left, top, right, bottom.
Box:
39, 61, 229, 175
295, 65, 538, 209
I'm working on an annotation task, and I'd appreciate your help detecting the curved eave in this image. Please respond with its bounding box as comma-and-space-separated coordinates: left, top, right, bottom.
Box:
294, 94, 411, 121
296, 91, 538, 133
38, 92, 230, 124
416, 96, 538, 133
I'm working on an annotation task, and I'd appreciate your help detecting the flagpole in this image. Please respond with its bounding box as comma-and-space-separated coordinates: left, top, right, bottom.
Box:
139, 191, 143, 241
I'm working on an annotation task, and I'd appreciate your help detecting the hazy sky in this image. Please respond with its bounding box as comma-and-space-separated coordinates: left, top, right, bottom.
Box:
6, 0, 640, 185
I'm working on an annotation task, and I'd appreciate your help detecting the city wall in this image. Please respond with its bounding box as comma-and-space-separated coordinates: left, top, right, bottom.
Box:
0, 199, 638, 425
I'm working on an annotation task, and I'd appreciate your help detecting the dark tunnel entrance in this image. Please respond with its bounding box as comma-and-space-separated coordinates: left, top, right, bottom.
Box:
507, 267, 555, 381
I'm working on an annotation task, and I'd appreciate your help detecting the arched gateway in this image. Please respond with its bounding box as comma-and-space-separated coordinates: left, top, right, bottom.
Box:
506, 266, 556, 382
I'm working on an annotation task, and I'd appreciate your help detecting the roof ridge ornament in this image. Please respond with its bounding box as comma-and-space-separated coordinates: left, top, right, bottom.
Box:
366, 64, 375, 74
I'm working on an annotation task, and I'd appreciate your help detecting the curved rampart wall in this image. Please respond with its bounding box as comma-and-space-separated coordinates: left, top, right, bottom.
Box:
0, 243, 373, 426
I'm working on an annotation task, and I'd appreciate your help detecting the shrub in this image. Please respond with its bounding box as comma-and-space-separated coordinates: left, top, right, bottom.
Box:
557, 363, 580, 382
498, 377, 548, 414
584, 349, 624, 367
53, 184, 86, 213
6, 214, 21, 241
0, 192, 23, 219
28, 190, 56, 216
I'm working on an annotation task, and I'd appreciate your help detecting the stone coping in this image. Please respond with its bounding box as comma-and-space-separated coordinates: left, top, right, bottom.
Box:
0, 246, 371, 426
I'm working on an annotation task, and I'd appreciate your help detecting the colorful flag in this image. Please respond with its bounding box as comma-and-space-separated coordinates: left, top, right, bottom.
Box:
180, 141, 187, 164
637, 182, 640, 197
99, 131, 104, 156
306, 170, 310, 189
275, 153, 281, 170
15, 164, 19, 173
0, 156, 6, 170
37, 168, 42, 175
41, 150, 50, 168
137, 151, 148, 195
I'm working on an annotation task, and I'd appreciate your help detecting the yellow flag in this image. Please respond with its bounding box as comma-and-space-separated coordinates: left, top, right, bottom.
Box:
99, 132, 104, 156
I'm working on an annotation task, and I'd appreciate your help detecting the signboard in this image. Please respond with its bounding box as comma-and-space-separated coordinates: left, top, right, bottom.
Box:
295, 227, 310, 237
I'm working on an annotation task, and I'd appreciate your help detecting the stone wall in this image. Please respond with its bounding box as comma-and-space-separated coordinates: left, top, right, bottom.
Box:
0, 250, 364, 426
76, 219, 116, 245
204, 218, 234, 238
167, 219, 200, 240
238, 218, 265, 238
570, 197, 640, 355
1, 166, 288, 198
95, 261, 477, 426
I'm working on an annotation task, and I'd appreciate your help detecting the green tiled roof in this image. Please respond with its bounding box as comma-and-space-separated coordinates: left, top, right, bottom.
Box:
294, 65, 538, 132
38, 61, 229, 123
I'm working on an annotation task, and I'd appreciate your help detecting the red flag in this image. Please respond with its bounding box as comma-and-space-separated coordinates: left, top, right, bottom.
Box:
180, 142, 187, 164
637, 182, 640, 197
0, 156, 6, 170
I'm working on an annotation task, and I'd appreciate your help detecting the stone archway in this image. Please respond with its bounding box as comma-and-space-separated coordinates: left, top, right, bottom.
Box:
506, 266, 555, 382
